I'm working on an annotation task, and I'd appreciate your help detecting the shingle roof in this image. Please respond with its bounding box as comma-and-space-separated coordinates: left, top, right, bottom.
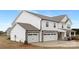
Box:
71, 30, 76, 32
5, 27, 11, 32
50, 15, 66, 22
12, 10, 67, 25
25, 11, 66, 22
18, 23, 39, 31
67, 30, 76, 32
25, 11, 50, 20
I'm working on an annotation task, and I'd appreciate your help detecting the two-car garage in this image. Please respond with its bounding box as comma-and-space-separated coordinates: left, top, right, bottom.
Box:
27, 31, 58, 43
11, 23, 58, 43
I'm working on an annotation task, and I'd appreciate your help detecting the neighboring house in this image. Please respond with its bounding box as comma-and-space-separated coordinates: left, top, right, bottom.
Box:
10, 10, 76, 43
6, 27, 11, 36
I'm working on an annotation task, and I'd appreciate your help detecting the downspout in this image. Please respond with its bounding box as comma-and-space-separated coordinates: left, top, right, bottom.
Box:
40, 20, 43, 42
24, 30, 28, 44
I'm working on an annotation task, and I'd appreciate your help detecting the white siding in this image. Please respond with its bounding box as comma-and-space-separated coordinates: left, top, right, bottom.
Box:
61, 20, 71, 30
41, 20, 67, 32
58, 23, 62, 29
61, 16, 67, 22
10, 24, 26, 43
13, 11, 41, 29
42, 17, 68, 30
6, 28, 11, 36
66, 20, 71, 29
61, 16, 72, 30
41, 16, 72, 30
42, 20, 58, 30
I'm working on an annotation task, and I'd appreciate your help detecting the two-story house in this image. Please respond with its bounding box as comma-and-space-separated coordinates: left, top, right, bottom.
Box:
10, 10, 75, 43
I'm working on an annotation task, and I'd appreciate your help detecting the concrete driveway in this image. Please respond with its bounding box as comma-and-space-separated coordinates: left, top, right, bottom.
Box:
31, 40, 79, 48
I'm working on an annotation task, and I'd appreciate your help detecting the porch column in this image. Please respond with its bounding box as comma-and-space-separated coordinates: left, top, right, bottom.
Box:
69, 32, 71, 37
62, 32, 65, 40
40, 30, 42, 42
74, 32, 76, 36
64, 32, 67, 40
64, 32, 66, 37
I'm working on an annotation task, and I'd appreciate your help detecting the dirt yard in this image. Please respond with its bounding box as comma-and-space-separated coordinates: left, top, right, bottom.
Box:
0, 35, 42, 49
31, 40, 79, 48
0, 35, 79, 49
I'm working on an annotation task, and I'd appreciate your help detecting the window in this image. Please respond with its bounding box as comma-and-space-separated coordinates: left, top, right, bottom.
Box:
46, 22, 49, 27
62, 25, 63, 28
44, 33, 50, 35
14, 35, 16, 40
54, 22, 56, 28
71, 32, 74, 35
67, 24, 71, 29
28, 33, 37, 35
28, 34, 32, 35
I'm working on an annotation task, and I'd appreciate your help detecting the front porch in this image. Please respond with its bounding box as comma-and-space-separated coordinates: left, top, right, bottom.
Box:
57, 30, 76, 41
71, 30, 76, 36
67, 30, 76, 37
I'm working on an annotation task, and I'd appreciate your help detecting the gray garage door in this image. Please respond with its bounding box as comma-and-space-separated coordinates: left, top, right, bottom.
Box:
43, 32, 57, 41
28, 33, 39, 43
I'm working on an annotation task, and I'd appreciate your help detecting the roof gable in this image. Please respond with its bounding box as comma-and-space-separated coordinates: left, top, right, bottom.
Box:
65, 15, 72, 24
12, 10, 70, 25
12, 11, 42, 25
25, 11, 67, 22
25, 11, 51, 19
12, 11, 23, 25
50, 15, 66, 22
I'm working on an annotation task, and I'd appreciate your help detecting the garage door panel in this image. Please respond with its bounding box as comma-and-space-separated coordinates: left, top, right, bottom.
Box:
28, 33, 39, 43
43, 32, 57, 41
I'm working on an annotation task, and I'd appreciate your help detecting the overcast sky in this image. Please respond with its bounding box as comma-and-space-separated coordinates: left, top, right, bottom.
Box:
0, 10, 79, 31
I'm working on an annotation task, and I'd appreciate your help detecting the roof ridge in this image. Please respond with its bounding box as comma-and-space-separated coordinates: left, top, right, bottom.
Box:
51, 14, 66, 18
17, 22, 31, 25
24, 10, 50, 17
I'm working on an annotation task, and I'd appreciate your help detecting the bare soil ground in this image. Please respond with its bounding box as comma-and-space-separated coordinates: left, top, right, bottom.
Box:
31, 40, 79, 49
0, 35, 42, 49
0, 35, 79, 49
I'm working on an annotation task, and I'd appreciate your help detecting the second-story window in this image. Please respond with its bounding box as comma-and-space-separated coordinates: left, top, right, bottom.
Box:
54, 22, 56, 28
62, 24, 63, 28
67, 24, 71, 29
46, 22, 49, 27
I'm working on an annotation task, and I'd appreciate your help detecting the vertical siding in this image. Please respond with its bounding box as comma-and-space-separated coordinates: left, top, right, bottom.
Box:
10, 24, 26, 43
